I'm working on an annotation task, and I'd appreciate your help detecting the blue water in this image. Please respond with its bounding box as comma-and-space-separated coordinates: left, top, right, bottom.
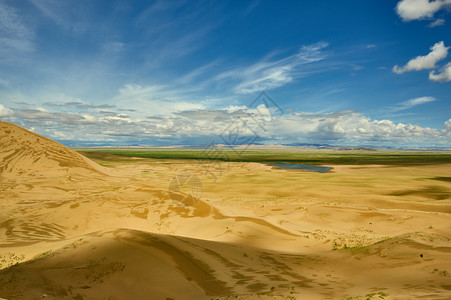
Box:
270, 163, 332, 173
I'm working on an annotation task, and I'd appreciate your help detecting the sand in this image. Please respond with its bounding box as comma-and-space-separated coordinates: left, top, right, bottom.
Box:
0, 120, 451, 299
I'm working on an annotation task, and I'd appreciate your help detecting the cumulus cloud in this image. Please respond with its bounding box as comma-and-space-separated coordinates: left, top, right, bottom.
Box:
444, 118, 451, 133
396, 0, 451, 21
0, 104, 13, 117
4, 103, 451, 147
2, 90, 449, 147
393, 41, 449, 74
429, 62, 451, 81
269, 111, 446, 146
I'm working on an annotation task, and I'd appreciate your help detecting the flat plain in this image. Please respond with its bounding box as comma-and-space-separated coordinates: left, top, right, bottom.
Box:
1, 121, 451, 299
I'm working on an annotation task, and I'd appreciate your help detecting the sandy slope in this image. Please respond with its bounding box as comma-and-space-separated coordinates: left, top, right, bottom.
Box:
1, 122, 451, 299
1, 228, 451, 299
0, 121, 107, 178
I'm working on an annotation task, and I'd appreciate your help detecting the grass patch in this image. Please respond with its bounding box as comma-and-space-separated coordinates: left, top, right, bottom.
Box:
431, 176, 451, 182
76, 148, 451, 166
390, 186, 450, 200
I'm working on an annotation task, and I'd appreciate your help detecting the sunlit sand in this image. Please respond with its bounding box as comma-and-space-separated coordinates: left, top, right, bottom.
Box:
1, 121, 451, 299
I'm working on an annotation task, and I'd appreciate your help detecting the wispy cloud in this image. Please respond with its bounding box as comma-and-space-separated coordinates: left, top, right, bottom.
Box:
392, 96, 436, 111
29, 0, 93, 34
351, 64, 364, 71
0, 1, 34, 61
132, 1, 224, 68
112, 83, 207, 116
244, 0, 261, 15
176, 61, 221, 85
428, 18, 446, 27
43, 102, 116, 110
216, 42, 329, 94
393, 41, 449, 74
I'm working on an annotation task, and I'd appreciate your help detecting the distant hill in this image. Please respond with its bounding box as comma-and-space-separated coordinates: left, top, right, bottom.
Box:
338, 146, 377, 151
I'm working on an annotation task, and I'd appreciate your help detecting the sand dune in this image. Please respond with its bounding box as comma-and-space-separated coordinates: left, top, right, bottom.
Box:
1, 122, 451, 299
1, 228, 451, 299
0, 121, 106, 178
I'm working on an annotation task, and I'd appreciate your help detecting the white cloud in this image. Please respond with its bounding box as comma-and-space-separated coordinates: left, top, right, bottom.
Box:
351, 64, 364, 71
225, 105, 248, 113
428, 18, 446, 26
403, 96, 436, 106
429, 62, 451, 81
0, 104, 13, 117
444, 118, 451, 133
80, 114, 97, 124
176, 61, 220, 85
103, 114, 132, 123
172, 102, 205, 112
36, 107, 48, 112
4, 102, 451, 147
392, 96, 437, 111
393, 41, 449, 74
118, 84, 165, 98
396, 0, 451, 21
217, 42, 329, 94
269, 111, 446, 146
113, 83, 207, 116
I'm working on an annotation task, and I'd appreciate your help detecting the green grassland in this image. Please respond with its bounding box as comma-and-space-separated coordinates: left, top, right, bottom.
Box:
75, 148, 451, 165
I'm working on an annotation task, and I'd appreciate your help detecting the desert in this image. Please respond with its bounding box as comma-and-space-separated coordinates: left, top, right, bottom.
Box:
1, 121, 451, 299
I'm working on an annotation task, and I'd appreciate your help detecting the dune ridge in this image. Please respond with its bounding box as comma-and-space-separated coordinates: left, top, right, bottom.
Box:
0, 121, 106, 178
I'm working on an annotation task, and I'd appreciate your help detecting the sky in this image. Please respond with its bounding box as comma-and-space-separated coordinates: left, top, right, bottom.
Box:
0, 0, 450, 148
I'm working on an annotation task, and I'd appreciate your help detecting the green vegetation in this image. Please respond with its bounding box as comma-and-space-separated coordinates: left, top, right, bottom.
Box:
340, 291, 388, 300
76, 148, 451, 165
432, 176, 451, 182
36, 250, 52, 258
0, 252, 25, 269
432, 268, 449, 277
211, 283, 299, 300
390, 186, 450, 200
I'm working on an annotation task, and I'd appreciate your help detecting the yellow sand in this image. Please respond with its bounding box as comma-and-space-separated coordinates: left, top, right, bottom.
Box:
0, 121, 450, 299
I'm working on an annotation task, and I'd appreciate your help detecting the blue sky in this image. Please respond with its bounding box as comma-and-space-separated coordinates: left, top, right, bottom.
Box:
0, 0, 450, 147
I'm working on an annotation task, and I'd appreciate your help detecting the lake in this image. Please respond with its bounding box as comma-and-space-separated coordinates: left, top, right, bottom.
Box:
270, 163, 332, 173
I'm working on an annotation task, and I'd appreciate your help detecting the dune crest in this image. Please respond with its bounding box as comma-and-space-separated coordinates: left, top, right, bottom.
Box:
0, 121, 106, 178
